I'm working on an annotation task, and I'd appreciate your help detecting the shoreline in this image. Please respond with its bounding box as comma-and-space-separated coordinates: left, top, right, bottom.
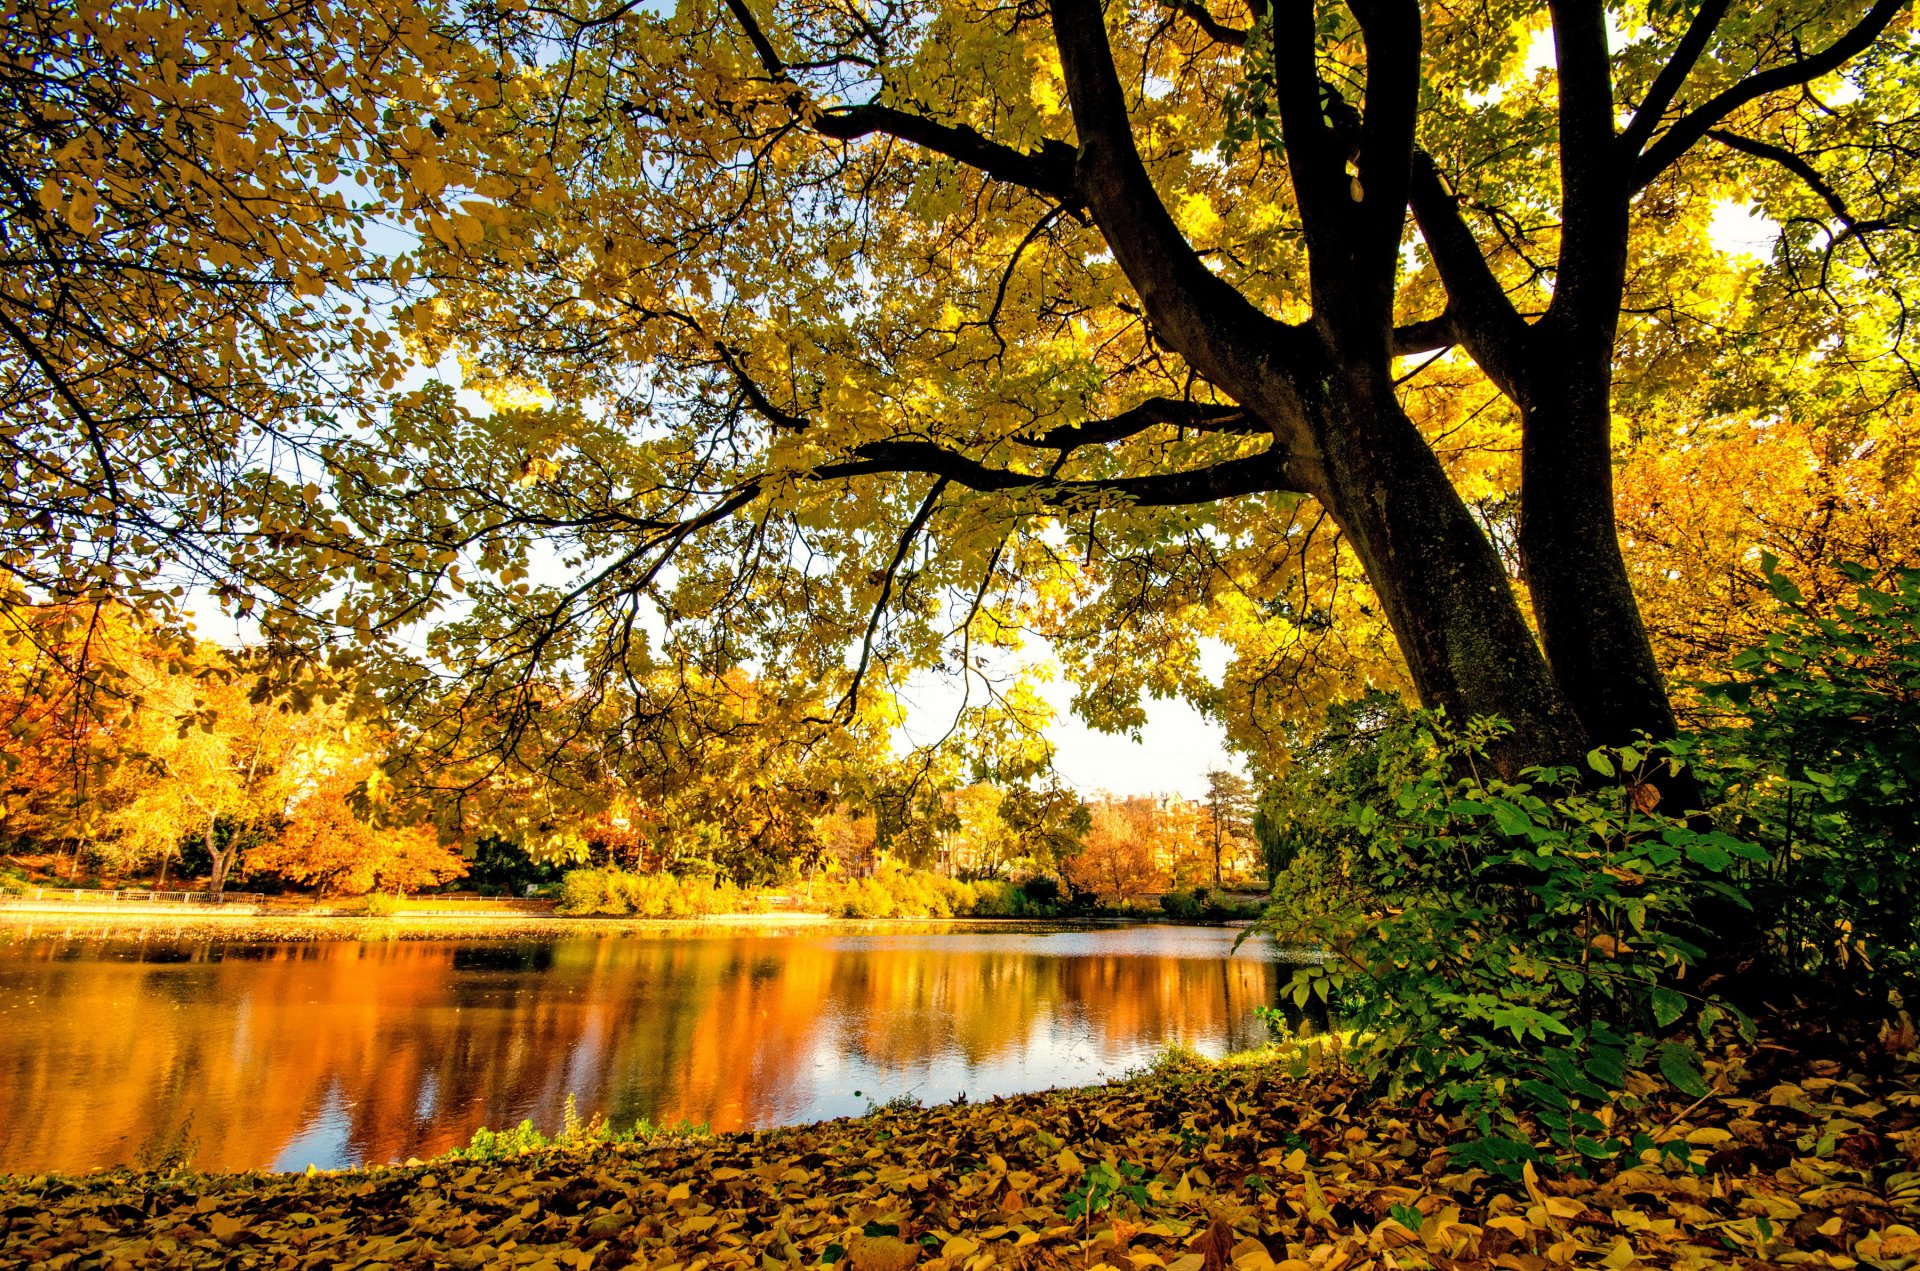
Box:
0, 908, 1231, 942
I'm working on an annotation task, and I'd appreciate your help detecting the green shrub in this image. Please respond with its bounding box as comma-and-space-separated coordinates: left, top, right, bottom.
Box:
441, 1094, 706, 1161
1159, 888, 1205, 920
363, 892, 402, 917
1260, 713, 1761, 1175
1701, 559, 1920, 990
969, 879, 1019, 916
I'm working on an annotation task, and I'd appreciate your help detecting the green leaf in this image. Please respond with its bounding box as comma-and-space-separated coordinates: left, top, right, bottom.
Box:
1585, 748, 1615, 778
1650, 986, 1687, 1029
1681, 840, 1730, 872
1487, 799, 1533, 837
1658, 1042, 1711, 1098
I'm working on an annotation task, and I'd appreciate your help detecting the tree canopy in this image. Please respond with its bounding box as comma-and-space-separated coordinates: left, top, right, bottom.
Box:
6, 0, 1920, 798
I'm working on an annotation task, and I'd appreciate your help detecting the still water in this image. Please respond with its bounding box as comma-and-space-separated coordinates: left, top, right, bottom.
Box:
0, 923, 1286, 1175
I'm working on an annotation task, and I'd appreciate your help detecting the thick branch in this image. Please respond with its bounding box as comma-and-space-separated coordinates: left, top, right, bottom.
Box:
1406, 151, 1531, 395
1050, 0, 1323, 457
1617, 0, 1733, 157
814, 106, 1081, 205
1545, 0, 1627, 332
1016, 398, 1257, 450
1346, 0, 1423, 300
1390, 312, 1458, 356
1264, 0, 1351, 249
1632, 0, 1908, 190
816, 442, 1303, 505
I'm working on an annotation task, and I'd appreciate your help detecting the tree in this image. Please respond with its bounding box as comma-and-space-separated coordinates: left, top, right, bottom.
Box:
247, 771, 466, 896
10, 0, 1919, 803
995, 779, 1093, 877
348, 0, 1918, 784
1067, 796, 1167, 901
1202, 769, 1255, 887
101, 657, 352, 891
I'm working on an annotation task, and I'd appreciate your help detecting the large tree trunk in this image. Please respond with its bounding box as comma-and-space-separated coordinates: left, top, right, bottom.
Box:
1518, 381, 1679, 750
1310, 365, 1587, 772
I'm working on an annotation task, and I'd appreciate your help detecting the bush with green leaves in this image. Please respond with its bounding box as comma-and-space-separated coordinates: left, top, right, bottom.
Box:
1700, 559, 1920, 990
1260, 712, 1761, 1174
440, 1094, 706, 1162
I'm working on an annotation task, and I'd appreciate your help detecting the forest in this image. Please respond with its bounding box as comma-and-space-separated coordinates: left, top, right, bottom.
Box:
3, 0, 1920, 1264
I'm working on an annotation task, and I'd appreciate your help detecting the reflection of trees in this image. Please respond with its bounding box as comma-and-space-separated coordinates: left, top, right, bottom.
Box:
0, 930, 1287, 1172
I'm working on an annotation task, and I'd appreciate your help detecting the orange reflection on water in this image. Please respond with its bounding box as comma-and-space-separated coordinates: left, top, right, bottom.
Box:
0, 924, 1285, 1174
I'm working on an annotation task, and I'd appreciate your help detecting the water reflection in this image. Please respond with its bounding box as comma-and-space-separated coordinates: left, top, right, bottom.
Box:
0, 924, 1286, 1174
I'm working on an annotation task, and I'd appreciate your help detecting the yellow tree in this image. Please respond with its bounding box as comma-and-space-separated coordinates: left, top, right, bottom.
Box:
10, 0, 1920, 822
347, 0, 1919, 787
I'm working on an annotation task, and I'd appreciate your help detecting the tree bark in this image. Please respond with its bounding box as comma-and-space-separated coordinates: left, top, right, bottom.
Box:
1518, 380, 1680, 749
1307, 364, 1588, 771
208, 815, 228, 894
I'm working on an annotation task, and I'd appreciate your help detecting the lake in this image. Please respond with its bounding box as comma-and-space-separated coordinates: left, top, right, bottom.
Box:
0, 922, 1288, 1175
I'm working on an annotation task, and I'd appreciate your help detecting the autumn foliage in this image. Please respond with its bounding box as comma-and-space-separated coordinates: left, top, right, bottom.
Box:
245, 773, 465, 897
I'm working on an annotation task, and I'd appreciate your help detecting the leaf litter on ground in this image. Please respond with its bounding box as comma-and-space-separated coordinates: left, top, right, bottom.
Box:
3, 1039, 1919, 1271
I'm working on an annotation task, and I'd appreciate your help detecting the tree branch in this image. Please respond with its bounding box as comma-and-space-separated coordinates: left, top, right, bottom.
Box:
1390, 311, 1459, 356
1545, 0, 1627, 332
1406, 151, 1531, 395
1707, 128, 1887, 236
815, 442, 1304, 505
1159, 0, 1250, 46
1616, 0, 1733, 158
721, 0, 1081, 205
844, 475, 949, 717
1631, 0, 1908, 191
1015, 397, 1258, 450
814, 106, 1081, 206
1345, 0, 1424, 306
1050, 0, 1324, 464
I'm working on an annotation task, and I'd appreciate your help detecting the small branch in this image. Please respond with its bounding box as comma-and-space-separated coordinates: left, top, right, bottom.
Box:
1632, 0, 1908, 190
1706, 128, 1865, 230
1159, 0, 1250, 46
1617, 0, 1733, 158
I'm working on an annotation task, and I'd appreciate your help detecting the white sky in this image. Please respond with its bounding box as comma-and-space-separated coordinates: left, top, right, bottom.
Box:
895, 639, 1243, 801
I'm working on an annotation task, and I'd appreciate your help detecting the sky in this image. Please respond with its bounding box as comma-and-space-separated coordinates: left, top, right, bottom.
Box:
894, 640, 1243, 801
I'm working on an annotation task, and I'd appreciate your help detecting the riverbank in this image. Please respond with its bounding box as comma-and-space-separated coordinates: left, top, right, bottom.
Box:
3, 1042, 1914, 1271
0, 908, 1190, 943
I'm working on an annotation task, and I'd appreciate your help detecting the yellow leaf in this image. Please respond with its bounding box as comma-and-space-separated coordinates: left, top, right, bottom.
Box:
206, 1213, 247, 1242
847, 1235, 918, 1271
